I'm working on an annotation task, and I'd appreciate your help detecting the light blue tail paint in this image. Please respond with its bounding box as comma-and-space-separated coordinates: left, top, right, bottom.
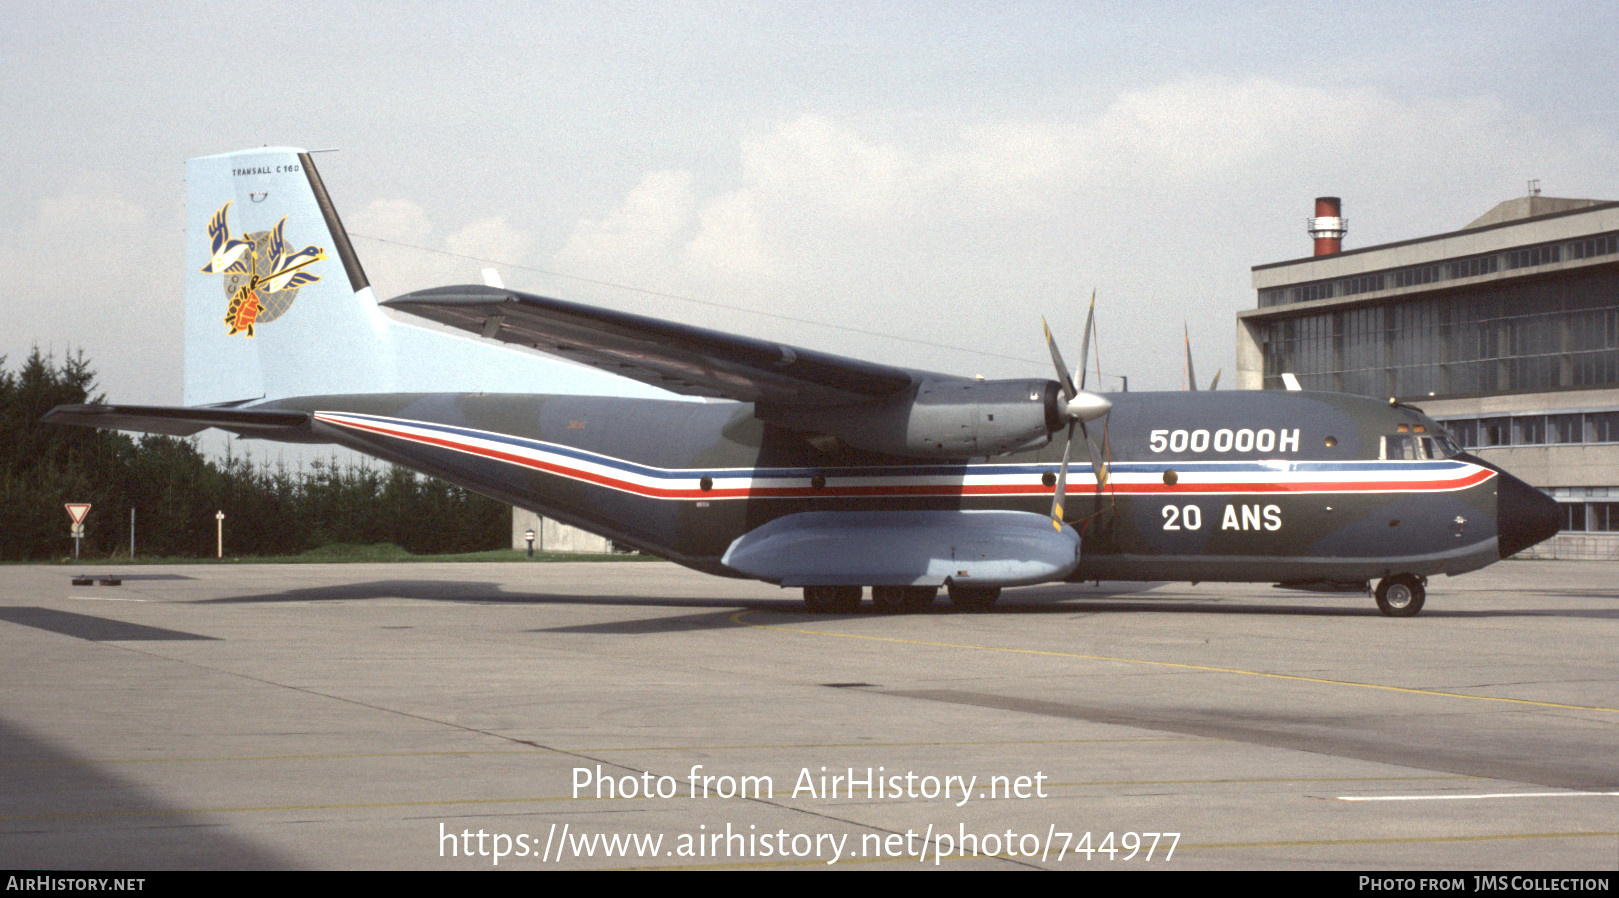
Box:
183, 147, 673, 406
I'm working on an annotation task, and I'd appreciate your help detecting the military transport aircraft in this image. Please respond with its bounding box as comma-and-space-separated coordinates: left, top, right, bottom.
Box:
45, 147, 1562, 617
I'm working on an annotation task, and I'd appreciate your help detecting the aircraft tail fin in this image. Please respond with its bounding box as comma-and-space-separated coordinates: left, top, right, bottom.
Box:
185, 147, 396, 405
182, 147, 682, 406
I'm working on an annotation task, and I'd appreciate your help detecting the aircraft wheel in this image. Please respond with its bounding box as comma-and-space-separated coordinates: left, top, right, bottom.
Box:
947, 585, 1000, 611
804, 585, 861, 614
1375, 574, 1425, 617
871, 586, 906, 614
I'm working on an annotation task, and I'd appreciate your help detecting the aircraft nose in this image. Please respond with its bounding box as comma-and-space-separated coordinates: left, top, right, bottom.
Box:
1455, 453, 1561, 558
1494, 469, 1562, 559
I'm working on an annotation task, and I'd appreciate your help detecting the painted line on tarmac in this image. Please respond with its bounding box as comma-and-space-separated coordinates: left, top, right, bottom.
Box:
730, 612, 1619, 715
1338, 791, 1619, 802
1185, 830, 1619, 851
0, 737, 1208, 769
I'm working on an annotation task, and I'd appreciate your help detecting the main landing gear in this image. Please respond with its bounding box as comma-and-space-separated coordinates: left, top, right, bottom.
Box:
801, 585, 941, 614
802, 585, 861, 614
1374, 574, 1426, 617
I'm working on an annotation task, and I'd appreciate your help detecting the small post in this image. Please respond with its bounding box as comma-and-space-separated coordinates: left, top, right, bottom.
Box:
525, 528, 536, 558
130, 507, 136, 558
216, 510, 225, 559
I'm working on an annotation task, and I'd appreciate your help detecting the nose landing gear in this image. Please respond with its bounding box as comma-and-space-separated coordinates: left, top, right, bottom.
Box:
1375, 574, 1426, 617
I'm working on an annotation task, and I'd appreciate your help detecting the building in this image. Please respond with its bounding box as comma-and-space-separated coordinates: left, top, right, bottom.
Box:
511, 509, 615, 554
1238, 194, 1619, 558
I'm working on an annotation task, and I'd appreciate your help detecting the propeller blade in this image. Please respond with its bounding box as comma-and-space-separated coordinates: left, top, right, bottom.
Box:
1184, 322, 1197, 391
1049, 422, 1073, 530
1042, 290, 1110, 515
1077, 290, 1096, 391
1041, 316, 1077, 401
1080, 419, 1109, 491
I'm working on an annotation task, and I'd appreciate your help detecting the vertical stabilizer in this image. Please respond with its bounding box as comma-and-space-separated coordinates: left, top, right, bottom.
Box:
183, 147, 679, 405
185, 147, 394, 405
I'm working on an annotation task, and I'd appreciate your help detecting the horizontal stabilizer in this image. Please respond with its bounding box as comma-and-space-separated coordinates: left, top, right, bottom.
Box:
43, 404, 312, 438
384, 285, 926, 406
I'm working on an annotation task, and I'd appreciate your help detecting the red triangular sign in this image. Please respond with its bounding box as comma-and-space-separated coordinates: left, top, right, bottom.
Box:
64, 503, 91, 525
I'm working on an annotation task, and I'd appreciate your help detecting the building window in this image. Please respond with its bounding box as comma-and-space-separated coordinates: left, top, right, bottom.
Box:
1589, 412, 1619, 443
1512, 415, 1546, 445
1571, 234, 1619, 260
1393, 264, 1443, 288
1549, 414, 1582, 443
1445, 419, 1478, 449
1562, 503, 1586, 532
1478, 417, 1511, 447
1449, 255, 1500, 279
1258, 268, 1619, 399
1296, 281, 1334, 303
1592, 502, 1619, 532
1340, 274, 1386, 296
1507, 244, 1562, 269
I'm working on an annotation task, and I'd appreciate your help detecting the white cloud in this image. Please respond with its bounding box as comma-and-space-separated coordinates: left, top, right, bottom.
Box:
348, 198, 433, 243
346, 200, 539, 301
540, 76, 1617, 389
555, 170, 695, 279
0, 185, 173, 402
446, 216, 533, 266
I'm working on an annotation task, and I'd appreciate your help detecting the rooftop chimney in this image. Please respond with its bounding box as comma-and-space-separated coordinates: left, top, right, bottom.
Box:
1308, 196, 1346, 256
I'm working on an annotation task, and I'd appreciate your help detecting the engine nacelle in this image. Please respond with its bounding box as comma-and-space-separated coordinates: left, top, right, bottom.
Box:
761, 378, 1063, 458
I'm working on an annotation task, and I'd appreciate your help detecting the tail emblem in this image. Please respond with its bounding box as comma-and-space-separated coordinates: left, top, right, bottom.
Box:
203, 202, 326, 337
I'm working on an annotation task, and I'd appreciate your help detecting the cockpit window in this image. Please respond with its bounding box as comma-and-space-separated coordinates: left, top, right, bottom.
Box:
1383, 433, 1453, 460
1432, 430, 1463, 458
1383, 435, 1419, 460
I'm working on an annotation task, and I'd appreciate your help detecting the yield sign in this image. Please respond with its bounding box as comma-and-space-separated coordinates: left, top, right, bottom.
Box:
64, 503, 91, 525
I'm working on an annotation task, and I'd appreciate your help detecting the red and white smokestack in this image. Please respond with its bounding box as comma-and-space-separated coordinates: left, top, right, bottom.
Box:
1308, 196, 1346, 256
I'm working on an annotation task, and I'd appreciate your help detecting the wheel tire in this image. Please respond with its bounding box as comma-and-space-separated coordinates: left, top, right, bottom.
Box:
947, 585, 1000, 611
1375, 574, 1425, 617
871, 586, 906, 614
804, 585, 861, 614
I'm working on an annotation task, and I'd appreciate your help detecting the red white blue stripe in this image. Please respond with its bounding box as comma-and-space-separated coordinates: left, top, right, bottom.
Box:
313, 411, 1495, 502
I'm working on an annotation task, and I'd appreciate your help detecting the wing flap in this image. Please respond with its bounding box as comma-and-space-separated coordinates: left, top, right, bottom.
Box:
383, 285, 922, 406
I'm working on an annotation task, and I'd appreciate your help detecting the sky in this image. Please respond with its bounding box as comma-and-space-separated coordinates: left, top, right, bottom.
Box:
4, 1, 1617, 410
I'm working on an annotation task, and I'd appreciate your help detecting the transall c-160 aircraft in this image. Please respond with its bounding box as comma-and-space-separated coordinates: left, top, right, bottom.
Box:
45, 147, 1562, 617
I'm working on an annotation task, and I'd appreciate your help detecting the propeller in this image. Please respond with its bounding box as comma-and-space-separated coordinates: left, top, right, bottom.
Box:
1040, 291, 1113, 530
1185, 322, 1221, 391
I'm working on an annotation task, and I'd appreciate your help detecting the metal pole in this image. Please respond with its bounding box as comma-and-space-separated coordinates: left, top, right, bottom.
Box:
130, 507, 136, 558
216, 511, 224, 559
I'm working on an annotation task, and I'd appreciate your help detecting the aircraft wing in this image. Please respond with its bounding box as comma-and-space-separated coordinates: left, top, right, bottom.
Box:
383, 285, 927, 406
42, 404, 313, 438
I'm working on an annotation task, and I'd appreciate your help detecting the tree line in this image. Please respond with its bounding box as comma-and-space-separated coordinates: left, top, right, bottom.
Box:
1, 350, 509, 560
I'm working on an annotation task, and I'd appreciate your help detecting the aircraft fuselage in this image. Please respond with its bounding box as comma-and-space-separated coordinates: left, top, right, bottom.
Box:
265, 388, 1530, 587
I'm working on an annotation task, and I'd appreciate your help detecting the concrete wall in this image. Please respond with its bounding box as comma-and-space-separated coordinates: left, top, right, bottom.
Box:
511, 509, 613, 554
1517, 533, 1619, 561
